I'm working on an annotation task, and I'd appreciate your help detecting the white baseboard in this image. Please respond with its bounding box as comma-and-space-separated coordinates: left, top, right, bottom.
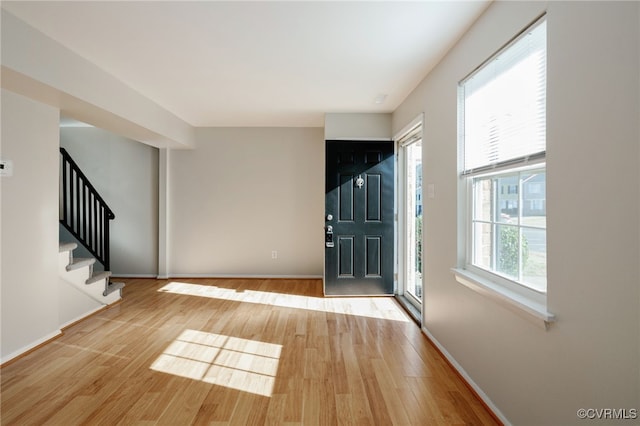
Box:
110, 274, 157, 278
421, 326, 511, 426
1, 330, 62, 365
166, 274, 323, 279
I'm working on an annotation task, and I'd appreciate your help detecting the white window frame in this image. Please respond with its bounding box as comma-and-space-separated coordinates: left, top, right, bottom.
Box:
452, 15, 554, 328
467, 164, 546, 292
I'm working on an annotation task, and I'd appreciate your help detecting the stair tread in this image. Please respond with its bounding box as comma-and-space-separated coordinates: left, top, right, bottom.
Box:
86, 271, 112, 285
104, 281, 125, 296
66, 257, 96, 271
59, 242, 78, 253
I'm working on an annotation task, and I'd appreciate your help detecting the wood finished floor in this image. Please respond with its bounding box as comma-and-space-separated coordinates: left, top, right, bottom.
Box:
1, 278, 499, 425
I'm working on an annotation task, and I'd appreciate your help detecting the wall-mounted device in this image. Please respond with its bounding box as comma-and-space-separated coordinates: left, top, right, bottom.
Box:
0, 160, 13, 177
325, 225, 334, 248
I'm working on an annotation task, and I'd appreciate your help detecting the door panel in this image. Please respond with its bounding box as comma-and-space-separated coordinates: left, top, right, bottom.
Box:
339, 174, 354, 221
366, 174, 382, 221
365, 236, 381, 277
325, 140, 394, 296
339, 236, 354, 277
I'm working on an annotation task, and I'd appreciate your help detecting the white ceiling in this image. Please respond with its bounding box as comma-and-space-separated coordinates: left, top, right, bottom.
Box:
2, 1, 490, 127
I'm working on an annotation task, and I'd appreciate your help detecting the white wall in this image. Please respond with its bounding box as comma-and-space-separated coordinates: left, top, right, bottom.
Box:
324, 113, 391, 140
169, 127, 324, 277
1, 90, 61, 362
57, 276, 103, 329
60, 127, 159, 276
392, 2, 640, 425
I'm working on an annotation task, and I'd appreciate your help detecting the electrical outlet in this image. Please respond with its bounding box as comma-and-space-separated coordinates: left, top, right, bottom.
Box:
271, 250, 278, 259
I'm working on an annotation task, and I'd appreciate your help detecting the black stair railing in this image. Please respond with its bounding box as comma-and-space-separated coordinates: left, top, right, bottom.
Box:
59, 148, 115, 270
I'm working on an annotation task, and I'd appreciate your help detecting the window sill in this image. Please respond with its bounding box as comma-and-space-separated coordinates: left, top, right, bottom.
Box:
451, 268, 556, 330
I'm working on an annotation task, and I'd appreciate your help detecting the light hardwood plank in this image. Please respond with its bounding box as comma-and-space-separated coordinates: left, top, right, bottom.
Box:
0, 278, 500, 425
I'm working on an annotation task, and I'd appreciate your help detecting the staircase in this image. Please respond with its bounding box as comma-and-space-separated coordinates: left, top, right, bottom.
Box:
59, 242, 124, 305
59, 147, 124, 307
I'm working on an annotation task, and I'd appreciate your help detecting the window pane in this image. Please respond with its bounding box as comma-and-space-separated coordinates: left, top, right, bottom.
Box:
473, 177, 493, 222
522, 227, 546, 292
522, 171, 546, 228
472, 222, 492, 270
405, 140, 422, 302
496, 175, 519, 224
496, 224, 519, 280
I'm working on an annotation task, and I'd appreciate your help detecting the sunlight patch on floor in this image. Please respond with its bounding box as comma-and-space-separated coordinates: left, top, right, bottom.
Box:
150, 329, 281, 397
158, 282, 410, 322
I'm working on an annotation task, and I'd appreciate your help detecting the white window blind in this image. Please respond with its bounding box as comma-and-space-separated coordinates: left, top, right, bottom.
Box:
460, 18, 546, 176
397, 122, 422, 147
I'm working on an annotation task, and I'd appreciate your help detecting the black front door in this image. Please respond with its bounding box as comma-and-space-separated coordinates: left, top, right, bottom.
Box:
324, 140, 394, 296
